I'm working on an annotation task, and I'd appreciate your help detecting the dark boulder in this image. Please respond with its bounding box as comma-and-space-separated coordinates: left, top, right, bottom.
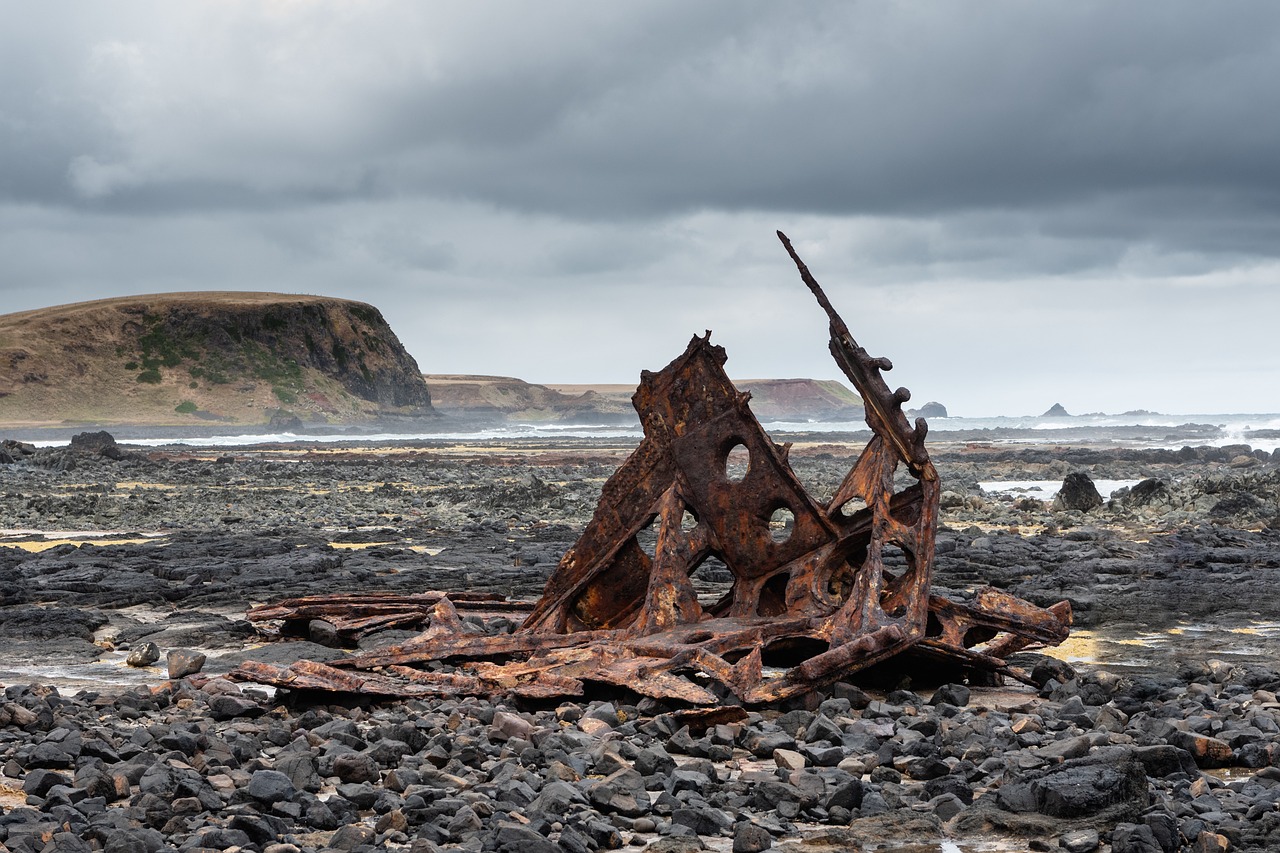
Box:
993, 755, 1149, 820
1123, 478, 1169, 508
1054, 472, 1103, 512
68, 431, 128, 460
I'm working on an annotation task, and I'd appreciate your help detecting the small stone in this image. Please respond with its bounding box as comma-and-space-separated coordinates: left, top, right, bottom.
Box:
246, 769, 295, 804
308, 619, 339, 646
1109, 823, 1162, 853
1170, 731, 1233, 768
492, 710, 535, 741
22, 768, 70, 797
645, 839, 706, 853
333, 752, 381, 783
930, 683, 970, 707
773, 748, 807, 771
126, 642, 160, 667
1190, 832, 1229, 853
733, 821, 772, 852
166, 649, 206, 679
375, 809, 409, 834
1060, 828, 1100, 852
493, 823, 558, 853
329, 824, 376, 851
579, 717, 614, 736
208, 694, 264, 720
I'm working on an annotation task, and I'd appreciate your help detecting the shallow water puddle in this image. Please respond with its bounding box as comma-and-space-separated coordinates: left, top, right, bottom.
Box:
0, 651, 163, 694
1046, 620, 1280, 670
978, 478, 1141, 501
0, 528, 168, 552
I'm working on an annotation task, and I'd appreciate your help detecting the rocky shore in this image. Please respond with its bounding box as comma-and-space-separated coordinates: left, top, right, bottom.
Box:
1, 432, 1279, 851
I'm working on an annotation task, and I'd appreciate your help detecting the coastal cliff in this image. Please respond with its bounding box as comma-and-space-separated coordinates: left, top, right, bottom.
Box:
0, 293, 434, 427
427, 376, 865, 425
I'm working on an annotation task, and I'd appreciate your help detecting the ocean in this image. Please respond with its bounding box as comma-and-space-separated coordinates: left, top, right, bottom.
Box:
22, 411, 1280, 452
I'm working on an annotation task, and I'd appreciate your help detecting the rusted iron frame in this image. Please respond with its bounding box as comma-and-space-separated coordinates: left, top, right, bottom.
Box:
232, 234, 1071, 704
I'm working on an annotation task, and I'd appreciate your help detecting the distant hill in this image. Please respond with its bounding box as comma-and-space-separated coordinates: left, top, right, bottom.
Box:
0, 293, 435, 428
429, 376, 864, 424
734, 379, 863, 422
425, 376, 634, 423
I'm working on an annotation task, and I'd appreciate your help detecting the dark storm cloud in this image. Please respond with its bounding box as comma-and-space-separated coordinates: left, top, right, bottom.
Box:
8, 4, 1280, 229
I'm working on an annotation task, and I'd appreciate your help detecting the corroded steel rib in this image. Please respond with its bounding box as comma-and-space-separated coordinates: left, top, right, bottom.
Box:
232, 235, 1071, 704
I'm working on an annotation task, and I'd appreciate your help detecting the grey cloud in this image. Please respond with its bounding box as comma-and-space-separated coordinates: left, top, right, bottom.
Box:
7, 3, 1280, 228
2, 2, 1279, 415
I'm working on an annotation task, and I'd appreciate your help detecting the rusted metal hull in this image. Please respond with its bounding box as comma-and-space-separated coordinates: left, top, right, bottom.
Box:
230, 234, 1071, 704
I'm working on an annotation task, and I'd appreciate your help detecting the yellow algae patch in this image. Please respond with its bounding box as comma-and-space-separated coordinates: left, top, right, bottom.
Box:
1, 537, 166, 553
326, 542, 443, 555
1043, 631, 1102, 664
0, 535, 167, 555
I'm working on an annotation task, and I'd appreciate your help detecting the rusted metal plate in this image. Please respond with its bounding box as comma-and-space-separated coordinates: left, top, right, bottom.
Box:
232, 233, 1071, 705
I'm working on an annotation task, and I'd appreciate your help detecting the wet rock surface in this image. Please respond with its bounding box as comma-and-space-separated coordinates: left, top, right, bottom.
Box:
0, 434, 1279, 850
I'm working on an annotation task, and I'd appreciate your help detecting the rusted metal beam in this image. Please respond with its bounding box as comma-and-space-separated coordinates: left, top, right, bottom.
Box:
230, 235, 1071, 705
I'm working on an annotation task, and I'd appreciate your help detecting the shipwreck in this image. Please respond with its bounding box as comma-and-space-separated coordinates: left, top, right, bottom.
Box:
230, 232, 1072, 706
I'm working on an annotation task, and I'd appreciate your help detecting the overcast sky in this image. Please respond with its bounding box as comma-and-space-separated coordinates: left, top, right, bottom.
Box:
3, 2, 1279, 416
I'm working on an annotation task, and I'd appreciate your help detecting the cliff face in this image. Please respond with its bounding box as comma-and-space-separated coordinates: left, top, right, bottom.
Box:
735, 379, 863, 422
424, 375, 634, 423
0, 293, 434, 427
429, 376, 864, 425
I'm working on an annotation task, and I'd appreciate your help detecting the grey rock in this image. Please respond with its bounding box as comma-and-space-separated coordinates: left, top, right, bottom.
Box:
247, 769, 295, 803
332, 751, 381, 783
930, 683, 970, 707
732, 821, 773, 852
329, 823, 377, 851
1110, 823, 1163, 853
166, 648, 206, 678
125, 642, 160, 667
995, 756, 1149, 819
1054, 472, 1103, 512
492, 823, 558, 853
1059, 828, 1100, 853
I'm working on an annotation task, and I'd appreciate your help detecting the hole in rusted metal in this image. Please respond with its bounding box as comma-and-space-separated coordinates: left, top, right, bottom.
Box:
680, 509, 699, 534
925, 611, 944, 638
724, 440, 750, 483
763, 636, 830, 668
635, 516, 658, 558
758, 573, 790, 617
692, 555, 732, 584
881, 543, 908, 579
837, 496, 869, 519
768, 506, 795, 543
